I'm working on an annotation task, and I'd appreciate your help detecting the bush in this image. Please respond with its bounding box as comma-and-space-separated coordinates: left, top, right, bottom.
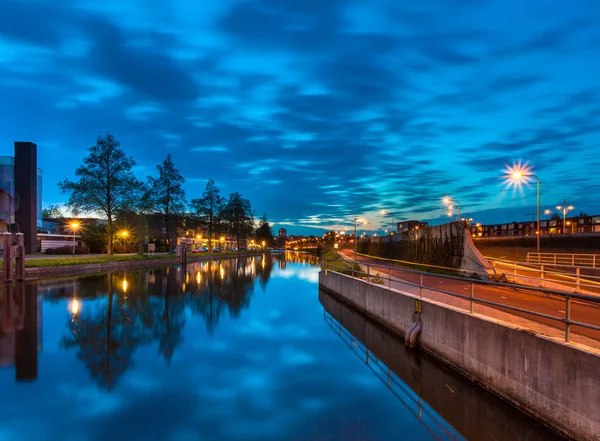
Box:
45, 245, 90, 255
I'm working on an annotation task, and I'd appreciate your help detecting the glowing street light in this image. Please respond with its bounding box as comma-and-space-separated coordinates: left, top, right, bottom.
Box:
354, 217, 366, 273
381, 210, 395, 234
119, 230, 129, 254
70, 221, 80, 257
556, 201, 574, 235
504, 161, 541, 253
442, 196, 461, 222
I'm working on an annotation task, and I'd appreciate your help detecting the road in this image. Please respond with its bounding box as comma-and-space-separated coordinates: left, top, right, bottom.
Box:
340, 250, 600, 344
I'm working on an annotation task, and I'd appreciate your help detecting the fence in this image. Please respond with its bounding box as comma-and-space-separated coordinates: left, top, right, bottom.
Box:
487, 257, 600, 294
527, 252, 600, 268
322, 258, 600, 344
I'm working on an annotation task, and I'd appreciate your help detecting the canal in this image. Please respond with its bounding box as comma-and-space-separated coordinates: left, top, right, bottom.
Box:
0, 252, 564, 440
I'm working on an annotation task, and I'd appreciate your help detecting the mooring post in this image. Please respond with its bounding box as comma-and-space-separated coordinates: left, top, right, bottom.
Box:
15, 233, 25, 281
3, 233, 13, 282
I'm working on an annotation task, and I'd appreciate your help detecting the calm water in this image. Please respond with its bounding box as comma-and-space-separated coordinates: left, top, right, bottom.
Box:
0, 252, 563, 441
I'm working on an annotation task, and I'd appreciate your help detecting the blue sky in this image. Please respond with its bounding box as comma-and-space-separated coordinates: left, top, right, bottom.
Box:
1, 0, 599, 235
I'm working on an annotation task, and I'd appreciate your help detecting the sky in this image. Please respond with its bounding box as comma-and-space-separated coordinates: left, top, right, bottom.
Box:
1, 0, 599, 236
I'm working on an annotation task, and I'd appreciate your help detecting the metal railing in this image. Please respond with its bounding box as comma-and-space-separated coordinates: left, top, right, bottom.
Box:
527, 252, 600, 268
322, 258, 600, 344
487, 257, 600, 294
324, 311, 463, 441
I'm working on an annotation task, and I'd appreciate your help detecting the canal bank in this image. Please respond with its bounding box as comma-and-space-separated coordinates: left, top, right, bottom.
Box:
319, 269, 600, 441
319, 289, 565, 441
1, 251, 271, 282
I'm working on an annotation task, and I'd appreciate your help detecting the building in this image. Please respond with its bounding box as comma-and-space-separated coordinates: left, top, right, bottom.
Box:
397, 220, 429, 233
0, 142, 42, 253
470, 214, 600, 238
278, 228, 287, 237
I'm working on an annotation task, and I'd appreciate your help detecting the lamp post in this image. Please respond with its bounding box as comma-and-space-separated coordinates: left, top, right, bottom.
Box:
70, 222, 80, 257
442, 196, 461, 222
507, 167, 541, 253
120, 231, 129, 254
381, 210, 395, 234
556, 200, 574, 235
354, 217, 366, 271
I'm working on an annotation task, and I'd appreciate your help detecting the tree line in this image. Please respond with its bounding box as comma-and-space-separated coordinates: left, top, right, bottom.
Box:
52, 133, 274, 254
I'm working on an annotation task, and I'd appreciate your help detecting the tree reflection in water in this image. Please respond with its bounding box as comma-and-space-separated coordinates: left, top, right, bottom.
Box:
57, 255, 276, 389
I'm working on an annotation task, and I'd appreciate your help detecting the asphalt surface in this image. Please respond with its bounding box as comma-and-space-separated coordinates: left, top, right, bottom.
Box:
341, 250, 600, 342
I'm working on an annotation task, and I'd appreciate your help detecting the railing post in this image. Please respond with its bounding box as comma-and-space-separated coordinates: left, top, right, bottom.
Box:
594, 255, 597, 268
513, 262, 517, 283
367, 265, 370, 283
419, 273, 423, 298
572, 254, 575, 266
576, 267, 581, 293
526, 253, 530, 264
554, 254, 557, 265
540, 264, 544, 287
388, 267, 391, 288
470, 281, 474, 313
565, 296, 571, 342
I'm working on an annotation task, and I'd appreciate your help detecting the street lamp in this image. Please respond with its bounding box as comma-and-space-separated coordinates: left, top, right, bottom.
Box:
70, 222, 80, 257
354, 217, 366, 273
442, 196, 461, 222
556, 201, 574, 234
381, 210, 395, 234
504, 162, 541, 253
120, 230, 129, 254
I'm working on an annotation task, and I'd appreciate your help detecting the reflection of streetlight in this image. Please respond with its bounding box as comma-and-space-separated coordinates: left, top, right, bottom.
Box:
556, 201, 574, 234
504, 162, 541, 253
442, 196, 461, 221
69, 298, 80, 315
70, 221, 80, 257
122, 279, 128, 293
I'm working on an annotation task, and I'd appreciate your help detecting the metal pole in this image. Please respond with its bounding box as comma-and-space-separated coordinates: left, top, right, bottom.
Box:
367, 264, 370, 283
594, 255, 597, 268
354, 219, 357, 277
540, 264, 544, 287
419, 273, 423, 298
536, 177, 540, 254
388, 267, 391, 288
576, 267, 580, 293
565, 296, 571, 342
470, 281, 474, 313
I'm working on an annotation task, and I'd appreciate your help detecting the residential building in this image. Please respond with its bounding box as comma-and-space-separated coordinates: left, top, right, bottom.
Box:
278, 228, 287, 237
397, 220, 429, 233
470, 214, 600, 238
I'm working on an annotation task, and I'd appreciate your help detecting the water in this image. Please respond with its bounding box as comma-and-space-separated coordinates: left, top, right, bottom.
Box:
0, 252, 563, 441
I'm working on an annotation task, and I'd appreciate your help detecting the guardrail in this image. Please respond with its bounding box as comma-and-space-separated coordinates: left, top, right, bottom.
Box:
487, 258, 600, 294
322, 258, 600, 343
527, 252, 600, 268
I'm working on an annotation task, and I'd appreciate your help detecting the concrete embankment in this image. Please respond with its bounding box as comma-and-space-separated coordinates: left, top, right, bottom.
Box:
319, 270, 600, 441
2, 253, 268, 282
319, 289, 565, 441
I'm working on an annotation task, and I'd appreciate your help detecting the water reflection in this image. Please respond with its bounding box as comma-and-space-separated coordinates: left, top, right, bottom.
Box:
319, 289, 564, 441
19, 255, 275, 389
0, 284, 41, 381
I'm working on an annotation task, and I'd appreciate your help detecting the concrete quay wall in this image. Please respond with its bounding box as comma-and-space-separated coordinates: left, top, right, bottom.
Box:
319, 270, 600, 441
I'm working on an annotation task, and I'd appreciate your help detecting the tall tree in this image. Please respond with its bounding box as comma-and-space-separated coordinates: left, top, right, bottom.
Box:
59, 134, 140, 255
255, 214, 274, 247
41, 203, 64, 219
142, 154, 186, 246
222, 192, 255, 250
191, 180, 224, 252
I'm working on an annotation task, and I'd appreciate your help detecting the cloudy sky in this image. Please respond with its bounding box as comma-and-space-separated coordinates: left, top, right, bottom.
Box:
1, 0, 599, 235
